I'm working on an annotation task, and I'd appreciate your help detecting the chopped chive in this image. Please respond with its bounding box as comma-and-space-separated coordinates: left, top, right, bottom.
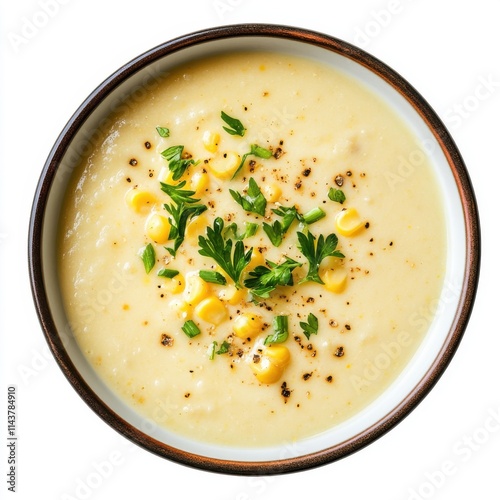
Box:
157, 268, 179, 279
301, 207, 326, 225
182, 320, 201, 338
264, 315, 289, 344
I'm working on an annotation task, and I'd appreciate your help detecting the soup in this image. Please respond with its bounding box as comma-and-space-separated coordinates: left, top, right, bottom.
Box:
58, 51, 446, 447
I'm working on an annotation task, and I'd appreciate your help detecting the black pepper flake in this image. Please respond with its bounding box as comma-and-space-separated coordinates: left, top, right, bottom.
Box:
302, 372, 312, 381
160, 334, 174, 347
345, 324, 351, 331
365, 222, 370, 229
335, 175, 344, 186
334, 346, 345, 357
253, 354, 261, 363
184, 393, 191, 398
129, 158, 138, 166
144, 141, 151, 149
126, 177, 132, 183
295, 181, 302, 190
273, 147, 284, 159
281, 381, 291, 400
302, 168, 311, 177
346, 170, 352, 177
326, 375, 333, 383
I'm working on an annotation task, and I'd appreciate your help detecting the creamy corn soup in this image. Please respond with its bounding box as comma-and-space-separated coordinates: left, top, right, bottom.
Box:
58, 52, 446, 447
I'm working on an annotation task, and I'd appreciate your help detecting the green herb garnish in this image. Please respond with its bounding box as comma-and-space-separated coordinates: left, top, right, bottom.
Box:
198, 217, 253, 289
300, 207, 326, 225
223, 221, 259, 241
328, 187, 346, 204
264, 315, 289, 345
221, 111, 246, 137
297, 231, 345, 284
160, 145, 198, 181
160, 181, 207, 257
139, 243, 156, 274
232, 144, 273, 179
230, 177, 267, 217
299, 313, 319, 340
156, 126, 170, 138
182, 320, 201, 338
199, 270, 227, 286
157, 268, 179, 279
244, 256, 302, 299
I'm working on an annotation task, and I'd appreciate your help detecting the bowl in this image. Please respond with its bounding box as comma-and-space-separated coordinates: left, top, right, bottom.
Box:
28, 23, 480, 475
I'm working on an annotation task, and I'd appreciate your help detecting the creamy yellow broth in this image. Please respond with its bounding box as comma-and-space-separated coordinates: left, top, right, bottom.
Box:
58, 52, 446, 447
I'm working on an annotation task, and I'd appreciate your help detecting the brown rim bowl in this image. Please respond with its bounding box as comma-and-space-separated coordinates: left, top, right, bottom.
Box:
28, 23, 480, 475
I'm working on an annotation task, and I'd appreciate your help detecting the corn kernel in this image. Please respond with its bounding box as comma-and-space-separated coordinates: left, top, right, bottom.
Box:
145, 213, 171, 244
321, 267, 348, 293
207, 152, 240, 179
202, 131, 220, 153
194, 296, 227, 325
218, 284, 247, 305
263, 184, 282, 203
246, 248, 265, 271
162, 273, 185, 294
233, 313, 264, 339
183, 272, 210, 306
250, 345, 290, 384
335, 208, 364, 236
125, 189, 156, 213
185, 214, 208, 244
189, 170, 209, 197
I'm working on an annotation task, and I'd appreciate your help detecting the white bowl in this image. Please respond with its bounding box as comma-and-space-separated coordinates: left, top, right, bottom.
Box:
28, 24, 480, 474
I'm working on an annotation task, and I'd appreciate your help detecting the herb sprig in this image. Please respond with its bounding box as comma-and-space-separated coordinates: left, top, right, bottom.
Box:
230, 177, 267, 217
264, 315, 289, 345
297, 231, 344, 284
300, 313, 319, 340
161, 145, 198, 181
232, 144, 272, 179
221, 111, 246, 137
244, 256, 302, 299
198, 217, 253, 289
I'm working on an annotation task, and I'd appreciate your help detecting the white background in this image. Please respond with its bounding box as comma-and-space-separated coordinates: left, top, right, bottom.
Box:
1, 1, 498, 498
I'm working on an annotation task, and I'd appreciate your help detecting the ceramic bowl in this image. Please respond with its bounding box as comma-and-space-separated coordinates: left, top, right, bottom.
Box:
28, 23, 480, 475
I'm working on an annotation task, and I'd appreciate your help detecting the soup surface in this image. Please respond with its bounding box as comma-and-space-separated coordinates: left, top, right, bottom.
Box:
58, 51, 446, 447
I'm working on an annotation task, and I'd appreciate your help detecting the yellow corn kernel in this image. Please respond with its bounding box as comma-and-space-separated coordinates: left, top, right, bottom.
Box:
246, 248, 265, 271
194, 296, 227, 325
202, 131, 220, 153
233, 313, 264, 339
125, 189, 156, 213
207, 152, 240, 179
218, 284, 247, 305
183, 272, 210, 306
185, 214, 208, 244
263, 184, 282, 203
145, 213, 171, 244
321, 267, 348, 293
168, 299, 192, 318
335, 208, 364, 236
250, 345, 290, 384
162, 273, 185, 294
189, 170, 209, 197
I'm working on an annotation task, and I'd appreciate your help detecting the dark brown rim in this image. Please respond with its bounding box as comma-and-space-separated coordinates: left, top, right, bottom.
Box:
28, 23, 480, 475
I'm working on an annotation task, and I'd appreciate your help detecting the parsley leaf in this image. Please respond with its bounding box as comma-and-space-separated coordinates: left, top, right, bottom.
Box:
244, 256, 302, 299
297, 231, 345, 284
299, 313, 319, 340
139, 243, 156, 274
264, 315, 289, 345
328, 187, 346, 204
221, 111, 246, 137
199, 270, 227, 286
263, 205, 299, 247
156, 126, 170, 138
160, 145, 198, 181
161, 181, 207, 257
230, 177, 267, 217
231, 144, 273, 179
198, 217, 253, 289
223, 221, 259, 241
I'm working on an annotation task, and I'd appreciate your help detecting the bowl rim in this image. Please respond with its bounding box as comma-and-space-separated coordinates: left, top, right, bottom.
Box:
28, 22, 481, 475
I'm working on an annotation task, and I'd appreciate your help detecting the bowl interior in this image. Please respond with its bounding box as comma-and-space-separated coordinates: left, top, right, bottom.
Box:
30, 25, 479, 473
